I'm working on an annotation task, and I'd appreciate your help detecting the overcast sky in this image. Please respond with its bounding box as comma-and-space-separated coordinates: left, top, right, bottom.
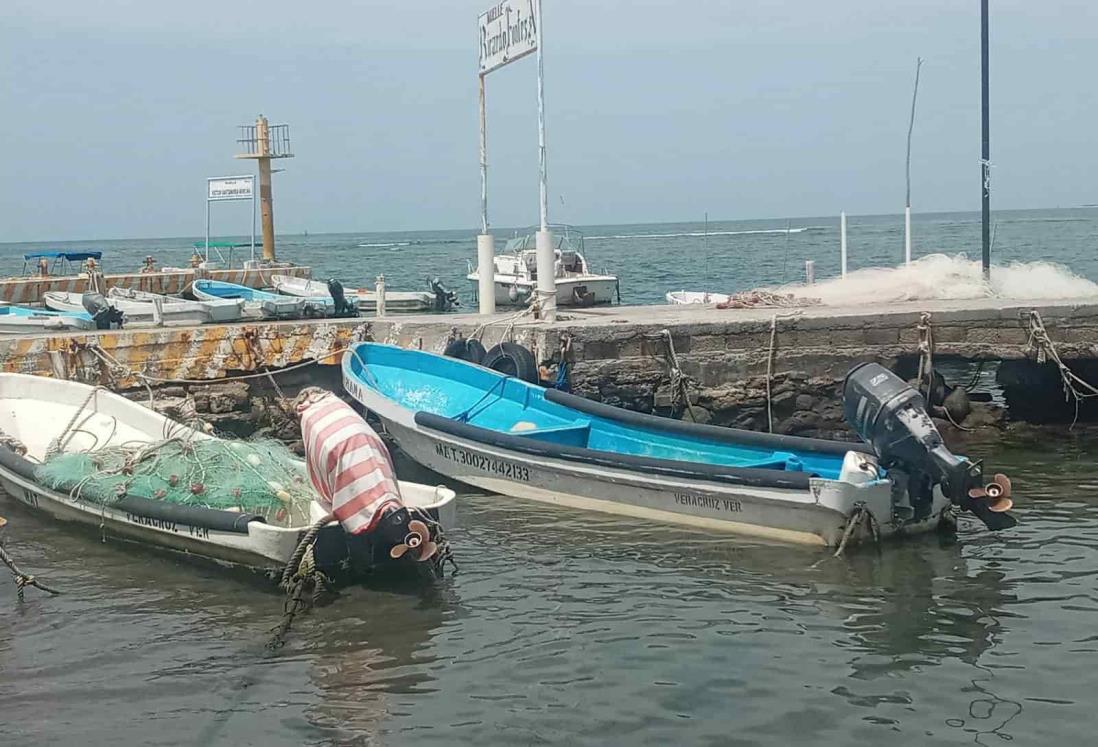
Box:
1, 1, 1095, 241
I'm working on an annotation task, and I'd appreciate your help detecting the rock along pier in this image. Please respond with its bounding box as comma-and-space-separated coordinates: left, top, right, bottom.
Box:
1, 297, 1096, 440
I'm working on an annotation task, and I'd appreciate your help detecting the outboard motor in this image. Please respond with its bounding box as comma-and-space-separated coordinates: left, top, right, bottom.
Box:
843, 362, 1016, 531
81, 293, 124, 330
326, 278, 358, 318
428, 277, 459, 312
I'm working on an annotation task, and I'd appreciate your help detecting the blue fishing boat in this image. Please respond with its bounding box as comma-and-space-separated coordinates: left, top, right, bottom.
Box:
191, 279, 311, 319
342, 343, 1016, 547
0, 304, 94, 334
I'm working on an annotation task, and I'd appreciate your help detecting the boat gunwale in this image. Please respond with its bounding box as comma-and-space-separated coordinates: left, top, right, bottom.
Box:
542, 388, 871, 458
414, 410, 816, 490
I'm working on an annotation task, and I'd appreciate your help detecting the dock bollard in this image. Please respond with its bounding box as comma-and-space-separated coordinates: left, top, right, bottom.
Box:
375, 274, 386, 318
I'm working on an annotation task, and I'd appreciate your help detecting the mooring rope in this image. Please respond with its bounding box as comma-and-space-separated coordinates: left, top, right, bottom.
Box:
268, 512, 336, 650
915, 311, 935, 400
766, 315, 778, 433
1, 518, 61, 602
1026, 309, 1098, 427
660, 329, 695, 421
831, 502, 881, 558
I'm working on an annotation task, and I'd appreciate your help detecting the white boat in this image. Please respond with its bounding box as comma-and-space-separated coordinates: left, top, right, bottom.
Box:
0, 304, 94, 334
343, 344, 1017, 548
467, 225, 619, 307
666, 291, 733, 305
191, 279, 308, 320
43, 290, 245, 326
271, 274, 439, 314
109, 287, 245, 324
0, 373, 456, 574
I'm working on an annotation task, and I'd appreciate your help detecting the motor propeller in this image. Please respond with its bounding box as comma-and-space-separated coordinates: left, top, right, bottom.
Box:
389, 518, 438, 562
968, 473, 1014, 513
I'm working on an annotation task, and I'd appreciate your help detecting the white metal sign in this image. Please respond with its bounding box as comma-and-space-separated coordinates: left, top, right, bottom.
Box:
207, 176, 254, 201
478, 0, 538, 76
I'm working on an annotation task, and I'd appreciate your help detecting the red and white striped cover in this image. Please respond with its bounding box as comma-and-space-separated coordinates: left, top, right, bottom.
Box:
299, 394, 403, 535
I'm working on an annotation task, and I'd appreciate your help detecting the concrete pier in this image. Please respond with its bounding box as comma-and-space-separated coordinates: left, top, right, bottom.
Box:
2, 296, 1097, 435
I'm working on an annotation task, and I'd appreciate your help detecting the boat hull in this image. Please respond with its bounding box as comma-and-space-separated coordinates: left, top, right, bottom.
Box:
344, 372, 947, 547
272, 274, 435, 313
468, 274, 619, 307
192, 281, 307, 319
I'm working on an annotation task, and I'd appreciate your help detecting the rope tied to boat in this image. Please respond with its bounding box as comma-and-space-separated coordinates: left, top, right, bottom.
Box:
268, 512, 336, 651
832, 502, 881, 558
915, 311, 935, 400
1025, 309, 1098, 427
0, 517, 61, 602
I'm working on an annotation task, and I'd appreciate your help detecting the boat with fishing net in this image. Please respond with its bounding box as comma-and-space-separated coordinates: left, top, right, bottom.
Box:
0, 374, 456, 576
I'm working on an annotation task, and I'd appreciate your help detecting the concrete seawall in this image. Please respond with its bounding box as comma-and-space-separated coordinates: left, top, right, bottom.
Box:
1, 297, 1096, 437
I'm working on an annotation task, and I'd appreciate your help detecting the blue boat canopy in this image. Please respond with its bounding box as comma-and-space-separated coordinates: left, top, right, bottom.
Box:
23, 251, 103, 262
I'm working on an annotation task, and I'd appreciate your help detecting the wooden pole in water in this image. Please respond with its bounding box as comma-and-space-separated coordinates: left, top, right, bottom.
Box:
981, 0, 992, 279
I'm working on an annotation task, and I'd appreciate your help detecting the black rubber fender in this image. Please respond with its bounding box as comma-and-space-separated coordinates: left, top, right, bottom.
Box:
443, 338, 468, 359
481, 342, 539, 384
443, 338, 487, 364
464, 339, 487, 364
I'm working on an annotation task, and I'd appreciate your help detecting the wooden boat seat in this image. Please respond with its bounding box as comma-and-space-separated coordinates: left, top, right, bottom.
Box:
509, 421, 591, 447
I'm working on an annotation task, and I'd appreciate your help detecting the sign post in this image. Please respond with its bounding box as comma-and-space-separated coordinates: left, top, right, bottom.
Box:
477, 0, 554, 320
205, 175, 256, 262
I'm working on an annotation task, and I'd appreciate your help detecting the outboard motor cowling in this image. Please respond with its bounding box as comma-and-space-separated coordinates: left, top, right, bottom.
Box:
843, 362, 1016, 531
81, 293, 124, 330
428, 277, 459, 312
327, 279, 358, 318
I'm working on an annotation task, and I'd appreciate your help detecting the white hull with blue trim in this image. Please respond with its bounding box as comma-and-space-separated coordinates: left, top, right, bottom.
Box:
342, 344, 961, 547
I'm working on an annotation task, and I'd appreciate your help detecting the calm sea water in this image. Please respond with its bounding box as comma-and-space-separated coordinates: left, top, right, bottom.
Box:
4, 208, 1098, 304
3, 210, 1098, 745
2, 430, 1097, 745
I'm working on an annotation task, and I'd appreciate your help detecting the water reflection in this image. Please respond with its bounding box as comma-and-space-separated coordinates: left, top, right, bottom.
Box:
4, 424, 1098, 744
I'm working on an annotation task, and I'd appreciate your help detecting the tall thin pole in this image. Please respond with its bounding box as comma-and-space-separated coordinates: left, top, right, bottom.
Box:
981, 0, 991, 279
840, 210, 848, 277
535, 0, 548, 232
479, 74, 489, 235
533, 0, 556, 321
477, 72, 496, 314
250, 177, 257, 263
905, 57, 923, 266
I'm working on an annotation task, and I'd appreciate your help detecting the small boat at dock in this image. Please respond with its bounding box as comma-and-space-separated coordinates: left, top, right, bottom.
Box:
109, 287, 245, 324
467, 225, 619, 307
0, 374, 456, 574
272, 274, 437, 313
191, 279, 311, 319
666, 291, 733, 305
343, 343, 1016, 547
0, 304, 94, 334
44, 290, 245, 326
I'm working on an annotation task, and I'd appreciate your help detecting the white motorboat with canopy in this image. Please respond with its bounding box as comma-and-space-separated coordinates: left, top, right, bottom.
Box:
467, 225, 619, 307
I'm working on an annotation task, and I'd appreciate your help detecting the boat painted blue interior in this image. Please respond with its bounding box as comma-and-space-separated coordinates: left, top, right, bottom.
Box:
193, 279, 329, 308
345, 343, 857, 479
0, 305, 91, 321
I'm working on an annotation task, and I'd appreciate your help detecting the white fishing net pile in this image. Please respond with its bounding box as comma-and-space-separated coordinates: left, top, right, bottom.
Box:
769, 253, 1098, 306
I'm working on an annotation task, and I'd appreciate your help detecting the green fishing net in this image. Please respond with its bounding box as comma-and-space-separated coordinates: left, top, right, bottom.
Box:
34, 438, 315, 523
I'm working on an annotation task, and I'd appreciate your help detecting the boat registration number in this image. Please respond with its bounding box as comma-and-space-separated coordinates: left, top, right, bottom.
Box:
434, 443, 530, 482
